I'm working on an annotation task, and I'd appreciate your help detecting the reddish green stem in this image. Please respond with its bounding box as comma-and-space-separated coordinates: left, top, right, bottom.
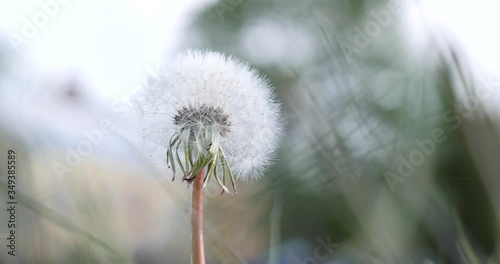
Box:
191, 169, 205, 264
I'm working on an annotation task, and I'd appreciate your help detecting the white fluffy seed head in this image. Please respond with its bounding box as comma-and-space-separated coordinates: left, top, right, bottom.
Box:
133, 50, 283, 182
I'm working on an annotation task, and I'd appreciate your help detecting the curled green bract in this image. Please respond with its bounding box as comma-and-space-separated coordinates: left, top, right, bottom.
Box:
166, 107, 237, 194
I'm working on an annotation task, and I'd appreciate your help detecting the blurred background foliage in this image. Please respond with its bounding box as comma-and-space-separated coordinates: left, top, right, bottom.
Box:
1, 0, 500, 263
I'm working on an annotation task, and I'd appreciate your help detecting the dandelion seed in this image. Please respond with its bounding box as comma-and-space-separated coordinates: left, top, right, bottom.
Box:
133, 50, 282, 193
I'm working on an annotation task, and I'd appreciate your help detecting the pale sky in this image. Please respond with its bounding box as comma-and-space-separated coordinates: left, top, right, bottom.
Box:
0, 0, 210, 99
417, 0, 500, 73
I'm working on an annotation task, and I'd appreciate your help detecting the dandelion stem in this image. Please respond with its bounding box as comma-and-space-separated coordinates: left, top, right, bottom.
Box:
191, 169, 206, 264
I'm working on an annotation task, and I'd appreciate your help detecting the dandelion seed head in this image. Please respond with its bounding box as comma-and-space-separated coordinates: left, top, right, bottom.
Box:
133, 50, 282, 188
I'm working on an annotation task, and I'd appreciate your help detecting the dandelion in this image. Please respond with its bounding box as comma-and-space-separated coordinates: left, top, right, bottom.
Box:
133, 50, 282, 264
134, 50, 282, 193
